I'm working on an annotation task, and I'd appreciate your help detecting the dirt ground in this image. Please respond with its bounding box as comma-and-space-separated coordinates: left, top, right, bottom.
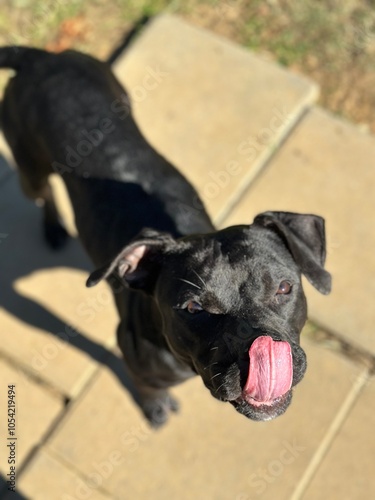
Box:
0, 0, 375, 132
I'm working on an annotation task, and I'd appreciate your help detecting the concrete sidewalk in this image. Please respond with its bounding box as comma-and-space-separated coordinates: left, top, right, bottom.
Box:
0, 14, 374, 500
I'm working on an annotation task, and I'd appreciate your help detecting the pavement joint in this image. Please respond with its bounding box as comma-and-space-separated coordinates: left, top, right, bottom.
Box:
290, 367, 371, 500
38, 447, 115, 499
0, 350, 67, 404
215, 101, 318, 227
305, 325, 375, 374
11, 361, 106, 493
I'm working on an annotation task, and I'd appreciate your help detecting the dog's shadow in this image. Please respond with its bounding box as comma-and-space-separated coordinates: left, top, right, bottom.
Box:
0, 15, 157, 422
0, 153, 138, 402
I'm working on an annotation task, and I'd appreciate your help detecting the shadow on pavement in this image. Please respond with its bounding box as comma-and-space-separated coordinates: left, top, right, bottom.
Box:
0, 153, 138, 402
0, 473, 27, 499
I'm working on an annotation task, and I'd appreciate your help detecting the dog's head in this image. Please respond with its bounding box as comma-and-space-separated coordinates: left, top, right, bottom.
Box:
87, 211, 331, 421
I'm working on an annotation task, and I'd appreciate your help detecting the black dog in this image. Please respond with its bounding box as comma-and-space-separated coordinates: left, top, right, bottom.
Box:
0, 46, 331, 426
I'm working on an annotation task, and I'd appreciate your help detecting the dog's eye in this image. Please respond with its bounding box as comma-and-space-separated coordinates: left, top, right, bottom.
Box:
186, 301, 203, 314
277, 281, 292, 295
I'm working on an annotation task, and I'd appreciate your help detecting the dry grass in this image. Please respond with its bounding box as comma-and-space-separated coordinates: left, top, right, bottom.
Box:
1, 0, 375, 131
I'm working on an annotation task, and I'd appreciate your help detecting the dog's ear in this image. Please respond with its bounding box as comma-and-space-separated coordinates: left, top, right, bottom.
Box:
86, 229, 176, 293
254, 211, 331, 295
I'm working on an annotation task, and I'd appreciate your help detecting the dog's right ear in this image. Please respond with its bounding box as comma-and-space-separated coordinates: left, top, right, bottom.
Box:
86, 229, 176, 294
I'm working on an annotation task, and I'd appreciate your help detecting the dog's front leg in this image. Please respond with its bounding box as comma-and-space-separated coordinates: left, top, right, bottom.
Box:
116, 319, 180, 428
18, 169, 69, 249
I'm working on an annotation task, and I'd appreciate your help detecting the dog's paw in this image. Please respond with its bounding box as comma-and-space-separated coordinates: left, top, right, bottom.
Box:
167, 394, 180, 413
44, 221, 70, 250
142, 394, 180, 429
144, 403, 169, 428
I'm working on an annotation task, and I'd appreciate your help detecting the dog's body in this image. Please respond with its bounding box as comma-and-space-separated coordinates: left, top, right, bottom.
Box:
0, 46, 331, 426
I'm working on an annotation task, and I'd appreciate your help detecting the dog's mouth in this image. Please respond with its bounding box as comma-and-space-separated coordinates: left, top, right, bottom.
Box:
243, 335, 293, 405
232, 389, 293, 421
221, 336, 295, 421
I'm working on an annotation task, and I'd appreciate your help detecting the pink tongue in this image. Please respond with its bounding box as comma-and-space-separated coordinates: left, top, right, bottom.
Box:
244, 336, 293, 403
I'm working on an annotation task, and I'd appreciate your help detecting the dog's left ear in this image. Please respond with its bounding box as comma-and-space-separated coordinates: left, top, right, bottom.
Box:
254, 211, 332, 295
86, 229, 176, 293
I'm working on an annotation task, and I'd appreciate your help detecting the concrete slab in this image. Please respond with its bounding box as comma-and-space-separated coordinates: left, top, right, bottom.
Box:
114, 14, 319, 224
302, 376, 375, 500
12, 449, 112, 500
0, 171, 118, 398
0, 359, 64, 491
45, 336, 361, 500
223, 107, 375, 355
